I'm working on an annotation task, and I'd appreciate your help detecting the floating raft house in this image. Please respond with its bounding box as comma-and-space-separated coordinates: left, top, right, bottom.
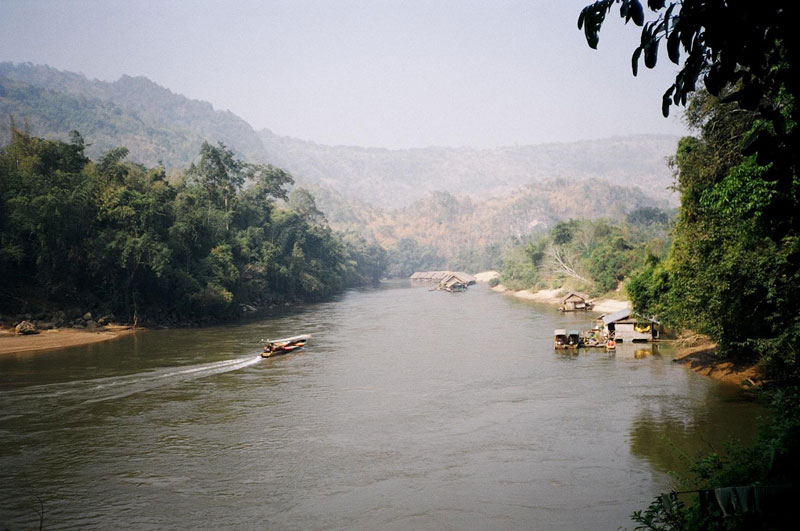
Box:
597, 309, 660, 342
559, 291, 594, 312
410, 271, 477, 292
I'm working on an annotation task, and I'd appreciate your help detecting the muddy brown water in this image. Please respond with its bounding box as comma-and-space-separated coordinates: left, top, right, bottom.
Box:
0, 282, 762, 530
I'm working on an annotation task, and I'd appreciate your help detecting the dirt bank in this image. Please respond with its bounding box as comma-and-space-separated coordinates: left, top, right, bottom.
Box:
673, 341, 762, 387
0, 325, 137, 355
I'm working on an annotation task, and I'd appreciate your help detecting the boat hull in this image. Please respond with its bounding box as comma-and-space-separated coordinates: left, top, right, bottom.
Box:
261, 334, 311, 358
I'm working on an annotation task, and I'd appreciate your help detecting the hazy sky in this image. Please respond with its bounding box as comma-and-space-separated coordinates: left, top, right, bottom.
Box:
0, 0, 688, 148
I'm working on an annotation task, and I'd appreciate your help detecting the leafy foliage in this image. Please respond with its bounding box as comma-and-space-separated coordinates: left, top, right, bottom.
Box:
384, 238, 445, 279
581, 1, 799, 380
1, 62, 267, 168
630, 388, 800, 531
579, 1, 799, 123
498, 216, 671, 294
625, 91, 800, 381
0, 129, 386, 323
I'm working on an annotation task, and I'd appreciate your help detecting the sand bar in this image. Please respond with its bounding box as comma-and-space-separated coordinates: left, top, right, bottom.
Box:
0, 325, 136, 355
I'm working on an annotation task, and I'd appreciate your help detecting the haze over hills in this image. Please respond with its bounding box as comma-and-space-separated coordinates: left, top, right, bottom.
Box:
1, 62, 677, 265
260, 129, 679, 207
0, 62, 265, 167
306, 176, 670, 267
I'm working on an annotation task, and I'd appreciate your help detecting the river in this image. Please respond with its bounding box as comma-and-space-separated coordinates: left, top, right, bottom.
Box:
0, 281, 762, 530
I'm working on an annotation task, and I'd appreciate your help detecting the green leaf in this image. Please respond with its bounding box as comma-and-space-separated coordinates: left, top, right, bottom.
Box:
667, 29, 680, 64
632, 47, 643, 76
644, 41, 658, 68
631, 0, 645, 25
772, 112, 786, 136
661, 86, 674, 117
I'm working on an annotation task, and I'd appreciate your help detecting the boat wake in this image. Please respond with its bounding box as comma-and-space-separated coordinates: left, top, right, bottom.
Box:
0, 356, 262, 412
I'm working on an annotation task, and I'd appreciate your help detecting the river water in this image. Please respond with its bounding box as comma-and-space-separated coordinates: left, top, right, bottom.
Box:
0, 282, 761, 530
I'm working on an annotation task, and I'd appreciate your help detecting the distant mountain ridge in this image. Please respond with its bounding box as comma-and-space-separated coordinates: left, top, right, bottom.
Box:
1, 62, 679, 215
0, 62, 265, 167
259, 129, 679, 207
309, 176, 670, 266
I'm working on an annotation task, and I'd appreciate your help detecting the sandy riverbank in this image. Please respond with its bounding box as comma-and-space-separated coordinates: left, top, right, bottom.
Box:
475, 271, 630, 314
0, 325, 137, 355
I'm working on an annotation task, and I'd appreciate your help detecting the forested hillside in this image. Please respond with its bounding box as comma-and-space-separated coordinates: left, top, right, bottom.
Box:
311, 177, 668, 274
2, 63, 678, 209
1, 62, 679, 276
0, 129, 385, 324
0, 62, 266, 167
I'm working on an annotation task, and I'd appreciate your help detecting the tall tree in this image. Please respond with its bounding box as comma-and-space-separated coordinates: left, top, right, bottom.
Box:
579, 0, 799, 238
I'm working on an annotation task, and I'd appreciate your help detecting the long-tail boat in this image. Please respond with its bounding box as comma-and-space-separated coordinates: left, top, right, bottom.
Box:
261, 334, 311, 358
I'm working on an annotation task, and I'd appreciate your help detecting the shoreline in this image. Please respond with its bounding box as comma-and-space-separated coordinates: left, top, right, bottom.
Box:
0, 325, 138, 356
475, 271, 630, 314
672, 342, 762, 387
475, 270, 760, 387
3, 276, 763, 387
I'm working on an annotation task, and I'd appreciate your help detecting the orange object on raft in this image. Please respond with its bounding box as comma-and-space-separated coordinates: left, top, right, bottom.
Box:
261, 334, 312, 358
606, 339, 616, 350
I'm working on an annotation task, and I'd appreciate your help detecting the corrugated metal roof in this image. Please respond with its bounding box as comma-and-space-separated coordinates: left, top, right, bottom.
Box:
601, 309, 631, 325
601, 309, 660, 325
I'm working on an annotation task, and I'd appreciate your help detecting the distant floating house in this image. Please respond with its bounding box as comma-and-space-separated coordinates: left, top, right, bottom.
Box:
440, 273, 468, 292
559, 291, 594, 312
410, 271, 476, 285
597, 309, 659, 342
410, 271, 476, 292
449, 272, 476, 285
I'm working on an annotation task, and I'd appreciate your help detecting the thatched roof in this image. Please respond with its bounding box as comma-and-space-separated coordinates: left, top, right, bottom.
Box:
411, 270, 477, 284
442, 274, 467, 288
449, 271, 477, 285
562, 291, 590, 303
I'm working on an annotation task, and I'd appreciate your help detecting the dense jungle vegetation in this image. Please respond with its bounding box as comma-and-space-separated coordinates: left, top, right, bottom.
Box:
497, 208, 671, 294
0, 128, 386, 325
576, 1, 800, 528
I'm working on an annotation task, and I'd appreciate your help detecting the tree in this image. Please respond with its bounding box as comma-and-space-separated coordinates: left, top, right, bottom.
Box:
578, 1, 798, 119
288, 187, 326, 226
626, 206, 668, 227
581, 2, 799, 379
579, 0, 799, 238
185, 141, 245, 230
626, 90, 800, 379
1, 129, 387, 322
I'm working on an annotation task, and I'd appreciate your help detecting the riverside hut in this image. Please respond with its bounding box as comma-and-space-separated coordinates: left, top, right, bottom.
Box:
559, 291, 593, 312
597, 310, 659, 342
440, 274, 468, 292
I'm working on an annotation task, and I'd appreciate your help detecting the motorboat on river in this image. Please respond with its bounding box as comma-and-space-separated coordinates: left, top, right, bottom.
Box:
554, 329, 568, 349
261, 334, 311, 357
567, 330, 581, 349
